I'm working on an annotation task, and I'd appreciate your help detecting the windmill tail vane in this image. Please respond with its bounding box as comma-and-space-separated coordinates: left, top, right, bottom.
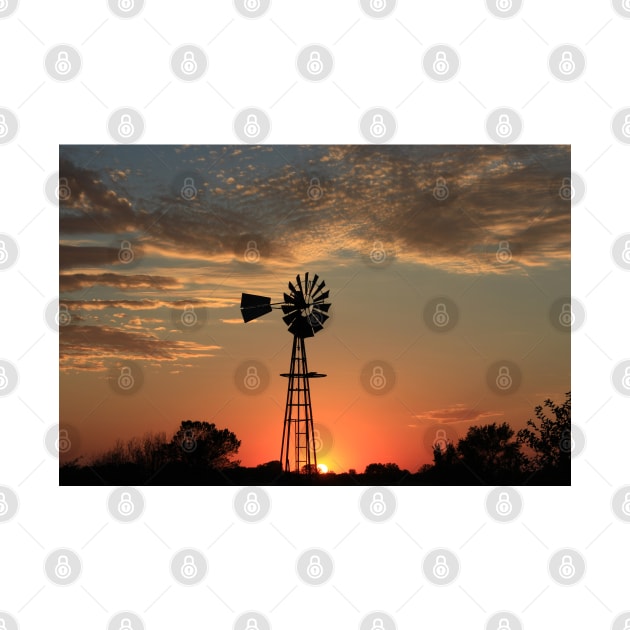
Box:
239, 273, 330, 473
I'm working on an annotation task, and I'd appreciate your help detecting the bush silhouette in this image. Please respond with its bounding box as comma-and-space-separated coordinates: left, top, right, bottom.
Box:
517, 391, 571, 482
169, 420, 241, 470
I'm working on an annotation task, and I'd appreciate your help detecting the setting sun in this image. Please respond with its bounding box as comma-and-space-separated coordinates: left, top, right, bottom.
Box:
317, 464, 329, 474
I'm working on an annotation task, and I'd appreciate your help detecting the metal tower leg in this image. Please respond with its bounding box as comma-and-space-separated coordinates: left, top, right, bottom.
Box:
280, 336, 318, 474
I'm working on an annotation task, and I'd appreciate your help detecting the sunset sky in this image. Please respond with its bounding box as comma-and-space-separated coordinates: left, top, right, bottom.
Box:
59, 144, 570, 473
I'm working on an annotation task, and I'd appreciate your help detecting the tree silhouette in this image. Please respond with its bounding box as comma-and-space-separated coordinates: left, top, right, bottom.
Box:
430, 422, 525, 484
364, 462, 401, 475
457, 422, 525, 481
169, 420, 241, 469
517, 392, 571, 474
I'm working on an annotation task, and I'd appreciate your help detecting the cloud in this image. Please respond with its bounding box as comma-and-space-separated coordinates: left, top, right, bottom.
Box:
60, 273, 182, 293
412, 404, 503, 424
59, 158, 136, 234
60, 244, 122, 269
61, 297, 234, 311
60, 324, 220, 372
59, 145, 570, 275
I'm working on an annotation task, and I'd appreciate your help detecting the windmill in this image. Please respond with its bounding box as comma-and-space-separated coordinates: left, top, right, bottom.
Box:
240, 273, 330, 474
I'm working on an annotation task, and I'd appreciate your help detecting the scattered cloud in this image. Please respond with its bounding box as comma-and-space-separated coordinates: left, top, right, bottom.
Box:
413, 404, 504, 424
60, 273, 182, 293
60, 324, 220, 372
59, 145, 570, 275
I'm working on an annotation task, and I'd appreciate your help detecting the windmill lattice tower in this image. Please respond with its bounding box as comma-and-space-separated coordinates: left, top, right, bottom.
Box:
240, 273, 330, 473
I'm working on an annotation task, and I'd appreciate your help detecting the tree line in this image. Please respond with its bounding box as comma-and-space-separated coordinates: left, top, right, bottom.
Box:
60, 393, 570, 485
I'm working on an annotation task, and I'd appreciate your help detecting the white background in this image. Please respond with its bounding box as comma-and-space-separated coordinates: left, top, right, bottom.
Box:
0, 0, 629, 628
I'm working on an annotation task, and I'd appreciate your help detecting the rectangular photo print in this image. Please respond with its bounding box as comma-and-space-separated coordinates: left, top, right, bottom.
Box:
59, 144, 570, 486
